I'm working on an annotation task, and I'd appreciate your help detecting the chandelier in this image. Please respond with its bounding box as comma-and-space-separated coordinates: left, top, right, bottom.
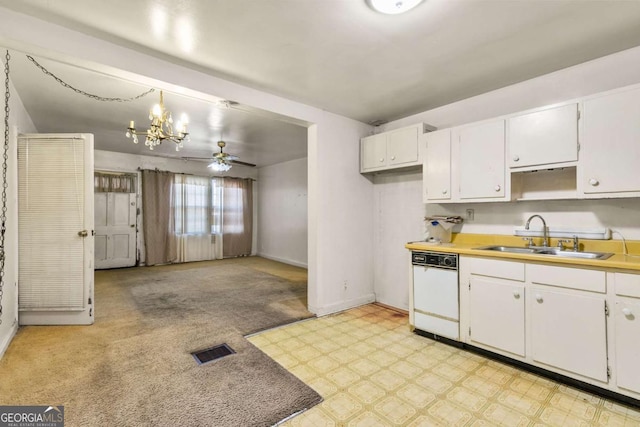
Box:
208, 158, 232, 172
126, 90, 189, 151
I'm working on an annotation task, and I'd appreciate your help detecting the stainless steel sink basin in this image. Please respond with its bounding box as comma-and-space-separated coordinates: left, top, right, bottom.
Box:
534, 248, 614, 260
473, 245, 614, 260
473, 245, 539, 254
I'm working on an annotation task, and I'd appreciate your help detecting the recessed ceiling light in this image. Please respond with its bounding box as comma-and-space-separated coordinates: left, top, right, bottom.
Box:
367, 0, 423, 15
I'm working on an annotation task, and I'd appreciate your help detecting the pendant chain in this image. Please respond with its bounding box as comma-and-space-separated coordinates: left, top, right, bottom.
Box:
0, 49, 10, 324
26, 55, 154, 102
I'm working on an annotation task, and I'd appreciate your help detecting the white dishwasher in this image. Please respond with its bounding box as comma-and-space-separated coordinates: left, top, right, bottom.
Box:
411, 251, 460, 341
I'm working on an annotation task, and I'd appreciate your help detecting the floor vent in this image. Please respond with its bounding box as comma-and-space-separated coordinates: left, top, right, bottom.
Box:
192, 343, 235, 365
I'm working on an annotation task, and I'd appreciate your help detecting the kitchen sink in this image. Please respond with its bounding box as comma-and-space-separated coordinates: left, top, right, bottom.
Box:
534, 248, 614, 260
473, 245, 614, 260
473, 245, 539, 254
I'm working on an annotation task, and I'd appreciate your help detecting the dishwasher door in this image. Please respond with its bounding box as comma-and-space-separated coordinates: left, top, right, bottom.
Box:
413, 265, 459, 340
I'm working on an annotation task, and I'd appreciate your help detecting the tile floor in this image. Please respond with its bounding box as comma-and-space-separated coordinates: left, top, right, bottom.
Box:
248, 304, 640, 426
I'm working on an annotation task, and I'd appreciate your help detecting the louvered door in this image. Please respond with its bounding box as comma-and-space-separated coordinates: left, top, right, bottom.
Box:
18, 134, 94, 325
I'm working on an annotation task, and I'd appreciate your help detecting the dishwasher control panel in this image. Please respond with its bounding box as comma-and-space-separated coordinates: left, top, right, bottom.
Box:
412, 251, 458, 270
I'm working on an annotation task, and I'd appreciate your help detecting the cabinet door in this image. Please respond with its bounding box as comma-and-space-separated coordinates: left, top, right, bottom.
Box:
424, 129, 451, 201
615, 297, 640, 394
458, 120, 506, 200
469, 277, 525, 356
388, 126, 419, 166
582, 87, 640, 194
361, 133, 387, 171
530, 287, 607, 382
508, 103, 578, 168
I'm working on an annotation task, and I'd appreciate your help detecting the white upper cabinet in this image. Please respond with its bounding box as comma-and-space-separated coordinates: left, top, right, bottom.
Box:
457, 119, 507, 201
581, 86, 640, 196
360, 123, 430, 173
508, 103, 579, 169
423, 129, 451, 202
388, 126, 420, 166
360, 133, 387, 172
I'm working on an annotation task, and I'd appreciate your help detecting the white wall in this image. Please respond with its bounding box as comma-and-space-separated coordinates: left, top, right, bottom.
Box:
257, 157, 308, 268
0, 8, 376, 317
373, 45, 640, 310
373, 171, 425, 310
0, 79, 37, 357
308, 114, 376, 315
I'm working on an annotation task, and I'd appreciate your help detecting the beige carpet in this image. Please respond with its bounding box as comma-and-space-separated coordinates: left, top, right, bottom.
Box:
0, 257, 321, 426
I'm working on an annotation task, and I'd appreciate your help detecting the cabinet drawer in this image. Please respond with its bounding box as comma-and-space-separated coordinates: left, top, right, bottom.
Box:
614, 272, 640, 298
464, 257, 524, 281
528, 264, 605, 293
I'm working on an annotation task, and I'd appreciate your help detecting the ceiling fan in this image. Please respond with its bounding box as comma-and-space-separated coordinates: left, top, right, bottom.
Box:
184, 140, 256, 169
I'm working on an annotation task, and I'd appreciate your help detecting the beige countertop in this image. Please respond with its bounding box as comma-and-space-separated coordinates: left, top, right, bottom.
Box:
405, 233, 640, 272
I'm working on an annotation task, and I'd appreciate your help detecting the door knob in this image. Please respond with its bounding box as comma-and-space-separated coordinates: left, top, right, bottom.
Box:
513, 155, 519, 162
494, 185, 501, 192
589, 178, 599, 186
622, 307, 633, 316
442, 189, 448, 195
78, 230, 88, 237
535, 294, 543, 303
513, 290, 520, 298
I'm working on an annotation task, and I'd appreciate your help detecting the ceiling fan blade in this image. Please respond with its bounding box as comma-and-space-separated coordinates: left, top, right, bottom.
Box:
182, 157, 213, 160
231, 159, 257, 167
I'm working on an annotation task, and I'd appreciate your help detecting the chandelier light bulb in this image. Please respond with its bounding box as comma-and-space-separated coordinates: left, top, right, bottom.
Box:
151, 103, 162, 118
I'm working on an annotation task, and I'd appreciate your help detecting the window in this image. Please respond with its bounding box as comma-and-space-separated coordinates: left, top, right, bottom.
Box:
174, 175, 212, 235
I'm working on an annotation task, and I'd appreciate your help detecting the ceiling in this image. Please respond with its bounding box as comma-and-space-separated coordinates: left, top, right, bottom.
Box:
2, 0, 640, 164
7, 53, 309, 168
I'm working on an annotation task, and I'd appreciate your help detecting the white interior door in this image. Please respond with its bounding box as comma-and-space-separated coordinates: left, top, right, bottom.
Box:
95, 192, 136, 269
18, 133, 94, 325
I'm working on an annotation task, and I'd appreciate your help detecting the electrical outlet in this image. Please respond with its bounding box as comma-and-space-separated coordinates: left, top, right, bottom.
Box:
466, 209, 475, 221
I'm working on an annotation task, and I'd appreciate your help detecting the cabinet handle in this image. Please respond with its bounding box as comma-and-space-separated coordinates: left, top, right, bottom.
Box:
513, 290, 520, 298
589, 178, 599, 186
379, 158, 384, 163
442, 189, 448, 195
513, 155, 519, 162
494, 185, 501, 192
622, 307, 633, 316
535, 294, 543, 303
391, 156, 396, 160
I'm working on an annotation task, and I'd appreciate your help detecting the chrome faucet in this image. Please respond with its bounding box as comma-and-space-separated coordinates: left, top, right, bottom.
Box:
525, 214, 549, 247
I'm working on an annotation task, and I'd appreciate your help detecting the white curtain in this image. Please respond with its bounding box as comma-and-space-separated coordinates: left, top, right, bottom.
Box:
173, 175, 223, 262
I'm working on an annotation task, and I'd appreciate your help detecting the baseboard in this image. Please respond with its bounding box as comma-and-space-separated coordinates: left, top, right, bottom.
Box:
0, 321, 18, 360
374, 302, 409, 315
310, 293, 376, 317
257, 253, 308, 269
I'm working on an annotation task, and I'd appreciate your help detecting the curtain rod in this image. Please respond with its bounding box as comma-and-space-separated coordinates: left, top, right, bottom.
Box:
137, 167, 256, 180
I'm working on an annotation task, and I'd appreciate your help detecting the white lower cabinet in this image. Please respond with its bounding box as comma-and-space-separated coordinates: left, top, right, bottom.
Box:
613, 272, 640, 395
459, 256, 624, 397
530, 287, 608, 382
614, 297, 640, 394
469, 277, 525, 356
